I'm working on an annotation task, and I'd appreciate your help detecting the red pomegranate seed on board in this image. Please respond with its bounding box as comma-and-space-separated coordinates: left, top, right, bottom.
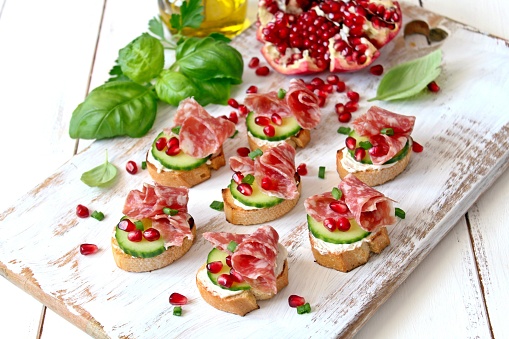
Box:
76, 204, 89, 218
297, 163, 308, 176
335, 103, 345, 115
412, 141, 424, 153
229, 111, 239, 124
155, 137, 167, 151
255, 66, 270, 76
338, 112, 352, 123
238, 104, 249, 115
336, 81, 346, 92
248, 57, 260, 68
326, 74, 339, 85
263, 125, 276, 137
310, 77, 324, 88
206, 261, 223, 274
288, 295, 306, 308
126, 161, 138, 174
369, 64, 384, 75
228, 98, 239, 108
323, 218, 337, 232
80, 244, 98, 255
347, 91, 360, 102
237, 147, 250, 157
329, 200, 348, 214
345, 137, 357, 150
237, 183, 253, 196
128, 230, 143, 242
337, 217, 351, 231
246, 85, 258, 93
117, 219, 136, 232
344, 101, 358, 113
143, 228, 161, 241
427, 81, 440, 92
217, 274, 234, 288
169, 292, 188, 305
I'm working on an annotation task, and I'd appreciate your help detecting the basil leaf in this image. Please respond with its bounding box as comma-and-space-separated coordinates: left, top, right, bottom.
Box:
80, 152, 117, 188
175, 37, 243, 84
118, 33, 164, 84
69, 81, 157, 139
194, 78, 231, 105
369, 49, 442, 102
155, 70, 200, 106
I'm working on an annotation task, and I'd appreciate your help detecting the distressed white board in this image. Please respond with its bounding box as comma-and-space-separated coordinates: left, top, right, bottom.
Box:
1, 4, 508, 338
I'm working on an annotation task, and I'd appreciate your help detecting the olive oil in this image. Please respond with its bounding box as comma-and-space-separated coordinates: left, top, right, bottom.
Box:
158, 0, 249, 38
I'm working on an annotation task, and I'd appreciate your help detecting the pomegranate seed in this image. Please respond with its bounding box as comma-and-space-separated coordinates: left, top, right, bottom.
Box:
238, 104, 249, 115
217, 274, 234, 288
297, 163, 308, 176
369, 64, 384, 76
228, 98, 239, 108
206, 261, 223, 274
246, 85, 258, 93
310, 77, 324, 88
329, 200, 348, 214
318, 95, 326, 107
80, 244, 98, 255
336, 81, 346, 92
255, 66, 270, 76
323, 218, 337, 232
261, 177, 275, 190
229, 268, 244, 283
338, 112, 352, 123
326, 74, 340, 85
237, 147, 250, 157
347, 91, 360, 102
169, 292, 188, 305
155, 137, 167, 151
232, 171, 244, 184
271, 113, 282, 125
167, 136, 179, 149
345, 136, 357, 150
335, 103, 345, 115
225, 255, 232, 267
337, 217, 351, 231
321, 84, 334, 93
263, 125, 276, 137
345, 101, 358, 113
288, 294, 306, 308
117, 219, 136, 232
412, 141, 424, 153
255, 116, 270, 126
76, 204, 89, 218
228, 111, 239, 124
248, 57, 260, 68
237, 183, 253, 196
126, 161, 138, 175
143, 228, 160, 241
369, 145, 388, 157
128, 230, 143, 242
427, 81, 440, 92
166, 144, 180, 156
354, 148, 366, 161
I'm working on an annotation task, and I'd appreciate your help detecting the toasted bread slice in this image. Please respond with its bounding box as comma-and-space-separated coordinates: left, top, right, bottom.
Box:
111, 224, 196, 273
146, 147, 226, 188
221, 180, 302, 226
309, 227, 390, 272
196, 259, 289, 316
336, 147, 412, 186
248, 128, 311, 152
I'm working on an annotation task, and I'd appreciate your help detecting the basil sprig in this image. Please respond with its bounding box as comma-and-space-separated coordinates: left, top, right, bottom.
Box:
80, 151, 118, 187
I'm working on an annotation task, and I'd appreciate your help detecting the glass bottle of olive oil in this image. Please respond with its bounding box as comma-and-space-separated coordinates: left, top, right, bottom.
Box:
158, 0, 249, 38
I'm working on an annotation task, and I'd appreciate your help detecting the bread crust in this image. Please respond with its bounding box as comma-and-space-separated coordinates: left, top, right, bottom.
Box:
221, 180, 302, 226
146, 147, 226, 188
248, 128, 311, 152
111, 224, 196, 273
196, 259, 289, 316
309, 227, 390, 272
336, 147, 412, 186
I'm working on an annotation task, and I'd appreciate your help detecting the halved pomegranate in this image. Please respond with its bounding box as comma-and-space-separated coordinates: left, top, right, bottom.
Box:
257, 0, 402, 75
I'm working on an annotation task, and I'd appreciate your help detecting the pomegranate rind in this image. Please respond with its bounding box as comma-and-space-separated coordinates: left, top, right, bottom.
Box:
261, 44, 327, 75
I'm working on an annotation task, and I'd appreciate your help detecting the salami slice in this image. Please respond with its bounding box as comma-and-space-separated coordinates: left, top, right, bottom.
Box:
304, 191, 353, 222
243, 91, 292, 118
339, 174, 396, 232
173, 98, 236, 158
286, 79, 321, 129
229, 156, 255, 174
369, 134, 409, 165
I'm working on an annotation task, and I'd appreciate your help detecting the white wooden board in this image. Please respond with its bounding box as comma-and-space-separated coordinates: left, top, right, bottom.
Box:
1, 4, 508, 338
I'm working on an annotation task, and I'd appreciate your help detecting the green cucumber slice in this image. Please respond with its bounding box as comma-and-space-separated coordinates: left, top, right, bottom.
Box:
246, 111, 301, 141
151, 131, 209, 171
207, 248, 250, 291
229, 179, 283, 208
307, 214, 370, 244
348, 131, 410, 165
115, 218, 165, 258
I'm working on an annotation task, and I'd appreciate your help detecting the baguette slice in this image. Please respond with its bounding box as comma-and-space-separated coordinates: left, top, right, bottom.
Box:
222, 180, 302, 226
336, 147, 412, 187
248, 128, 311, 152
111, 223, 196, 273
309, 227, 390, 272
146, 147, 226, 188
196, 259, 289, 316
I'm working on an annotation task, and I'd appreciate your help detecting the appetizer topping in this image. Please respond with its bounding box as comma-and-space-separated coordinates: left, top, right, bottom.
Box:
263, 124, 276, 137
232, 171, 245, 184
296, 163, 307, 176
248, 57, 260, 68
117, 219, 136, 232
228, 112, 239, 124
345, 137, 357, 150
164, 137, 181, 156
218, 273, 234, 288
354, 148, 367, 162
228, 98, 239, 108
238, 104, 249, 116
155, 137, 167, 151
229, 268, 244, 283
288, 294, 306, 308
128, 230, 143, 242
329, 200, 348, 214
126, 160, 138, 174
225, 255, 232, 267
323, 218, 338, 232
271, 112, 282, 125
337, 217, 351, 232
79, 244, 98, 255
169, 292, 188, 305
76, 204, 90, 218
255, 116, 270, 126
237, 183, 253, 196
206, 261, 223, 274
143, 228, 161, 242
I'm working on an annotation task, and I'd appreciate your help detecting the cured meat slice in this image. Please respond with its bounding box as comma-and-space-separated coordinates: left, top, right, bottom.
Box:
339, 174, 397, 232
202, 232, 249, 254
229, 156, 255, 174
254, 143, 298, 199
304, 191, 353, 222
244, 91, 292, 118
369, 134, 408, 165
172, 98, 236, 158
286, 79, 321, 129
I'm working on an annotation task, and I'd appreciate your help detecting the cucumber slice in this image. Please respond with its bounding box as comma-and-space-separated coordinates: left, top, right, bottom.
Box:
206, 248, 250, 291
348, 131, 410, 165
115, 218, 165, 258
307, 214, 370, 244
246, 112, 301, 141
229, 179, 283, 208
151, 131, 209, 170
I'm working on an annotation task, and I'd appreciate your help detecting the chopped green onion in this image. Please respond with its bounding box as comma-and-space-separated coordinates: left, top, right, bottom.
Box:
297, 302, 311, 314
163, 207, 178, 216
359, 141, 373, 150
210, 201, 224, 211
277, 88, 287, 99
242, 174, 255, 185
173, 306, 182, 316
395, 207, 406, 219
171, 126, 181, 135
331, 187, 342, 200
227, 241, 238, 252
248, 148, 263, 159
91, 211, 105, 221
380, 128, 394, 136
318, 166, 326, 179
337, 126, 352, 135
134, 220, 144, 231
141, 161, 147, 170
229, 130, 239, 139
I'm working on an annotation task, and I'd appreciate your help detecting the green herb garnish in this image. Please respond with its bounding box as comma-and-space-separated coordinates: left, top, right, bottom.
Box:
171, 126, 182, 135
277, 88, 286, 99
91, 211, 105, 221
227, 241, 238, 252
173, 306, 182, 316
395, 207, 406, 219
331, 187, 342, 200
248, 148, 263, 159
210, 201, 224, 211
337, 126, 352, 135
229, 130, 239, 139
359, 141, 373, 149
141, 161, 147, 170
318, 166, 326, 179
80, 151, 118, 188
297, 302, 311, 314
380, 128, 394, 136
134, 220, 144, 231
163, 207, 179, 216
242, 174, 255, 185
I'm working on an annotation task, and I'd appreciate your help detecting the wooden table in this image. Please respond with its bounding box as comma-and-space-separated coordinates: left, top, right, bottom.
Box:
1, 0, 508, 338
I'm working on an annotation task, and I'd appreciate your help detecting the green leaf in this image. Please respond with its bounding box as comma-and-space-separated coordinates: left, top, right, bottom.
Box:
107, 63, 130, 83
69, 81, 157, 139
148, 16, 165, 40
242, 174, 255, 185
180, 0, 204, 29
369, 49, 442, 102
80, 151, 118, 188
210, 200, 224, 211
118, 33, 165, 84
194, 78, 231, 105
155, 70, 200, 106
208, 32, 231, 43
170, 13, 182, 31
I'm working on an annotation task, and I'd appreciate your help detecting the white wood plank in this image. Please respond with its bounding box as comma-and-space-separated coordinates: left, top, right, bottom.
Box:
42, 308, 91, 339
